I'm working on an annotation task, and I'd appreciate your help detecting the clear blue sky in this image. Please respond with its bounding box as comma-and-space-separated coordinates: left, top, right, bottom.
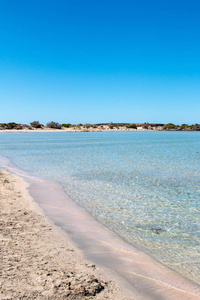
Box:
0, 0, 200, 125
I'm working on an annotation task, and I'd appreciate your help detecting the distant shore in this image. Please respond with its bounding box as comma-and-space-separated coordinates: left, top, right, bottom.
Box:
0, 121, 200, 132
0, 127, 146, 133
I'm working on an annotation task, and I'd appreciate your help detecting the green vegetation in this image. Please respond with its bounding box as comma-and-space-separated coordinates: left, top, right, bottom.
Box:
0, 122, 199, 131
108, 122, 118, 129
62, 123, 72, 128
143, 124, 148, 129
126, 123, 137, 129
163, 123, 177, 130
162, 123, 200, 131
189, 124, 200, 131
108, 122, 114, 129
46, 121, 61, 129
30, 121, 43, 128
7, 122, 17, 129
0, 122, 30, 130
180, 124, 188, 130
83, 124, 91, 129
76, 123, 83, 129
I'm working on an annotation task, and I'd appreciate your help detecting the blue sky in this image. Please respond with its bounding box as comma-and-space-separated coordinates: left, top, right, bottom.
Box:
0, 0, 200, 125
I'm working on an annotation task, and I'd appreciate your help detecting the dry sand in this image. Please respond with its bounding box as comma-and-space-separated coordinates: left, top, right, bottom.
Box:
0, 169, 127, 300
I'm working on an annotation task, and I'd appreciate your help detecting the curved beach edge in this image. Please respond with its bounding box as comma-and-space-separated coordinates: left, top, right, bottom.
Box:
1, 167, 200, 300
0, 169, 128, 300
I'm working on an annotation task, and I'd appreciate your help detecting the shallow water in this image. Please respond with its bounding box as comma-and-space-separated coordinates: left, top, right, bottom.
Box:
0, 131, 199, 285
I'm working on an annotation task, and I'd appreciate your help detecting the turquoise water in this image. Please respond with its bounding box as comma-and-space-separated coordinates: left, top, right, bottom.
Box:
0, 131, 200, 284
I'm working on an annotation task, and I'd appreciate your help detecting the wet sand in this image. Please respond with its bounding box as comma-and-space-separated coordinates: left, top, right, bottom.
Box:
0, 169, 127, 299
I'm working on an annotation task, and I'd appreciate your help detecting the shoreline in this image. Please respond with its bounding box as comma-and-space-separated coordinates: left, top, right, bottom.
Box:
0, 128, 199, 133
0, 169, 127, 299
0, 128, 145, 133
1, 165, 200, 299
27, 172, 200, 299
0, 122, 200, 132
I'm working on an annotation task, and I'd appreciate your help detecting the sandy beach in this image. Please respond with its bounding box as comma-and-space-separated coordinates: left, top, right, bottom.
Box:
0, 169, 127, 300
1, 166, 200, 300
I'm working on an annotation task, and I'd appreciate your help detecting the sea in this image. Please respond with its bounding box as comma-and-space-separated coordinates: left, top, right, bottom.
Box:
0, 130, 199, 286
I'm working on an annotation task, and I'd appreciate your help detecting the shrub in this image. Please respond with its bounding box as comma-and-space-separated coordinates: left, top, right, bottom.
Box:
180, 124, 186, 128
143, 125, 148, 129
7, 122, 17, 129
62, 123, 72, 128
191, 124, 200, 131
127, 123, 137, 129
163, 123, 177, 130
76, 123, 83, 128
108, 122, 114, 129
84, 124, 91, 129
30, 121, 42, 128
46, 121, 61, 129
0, 123, 8, 129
